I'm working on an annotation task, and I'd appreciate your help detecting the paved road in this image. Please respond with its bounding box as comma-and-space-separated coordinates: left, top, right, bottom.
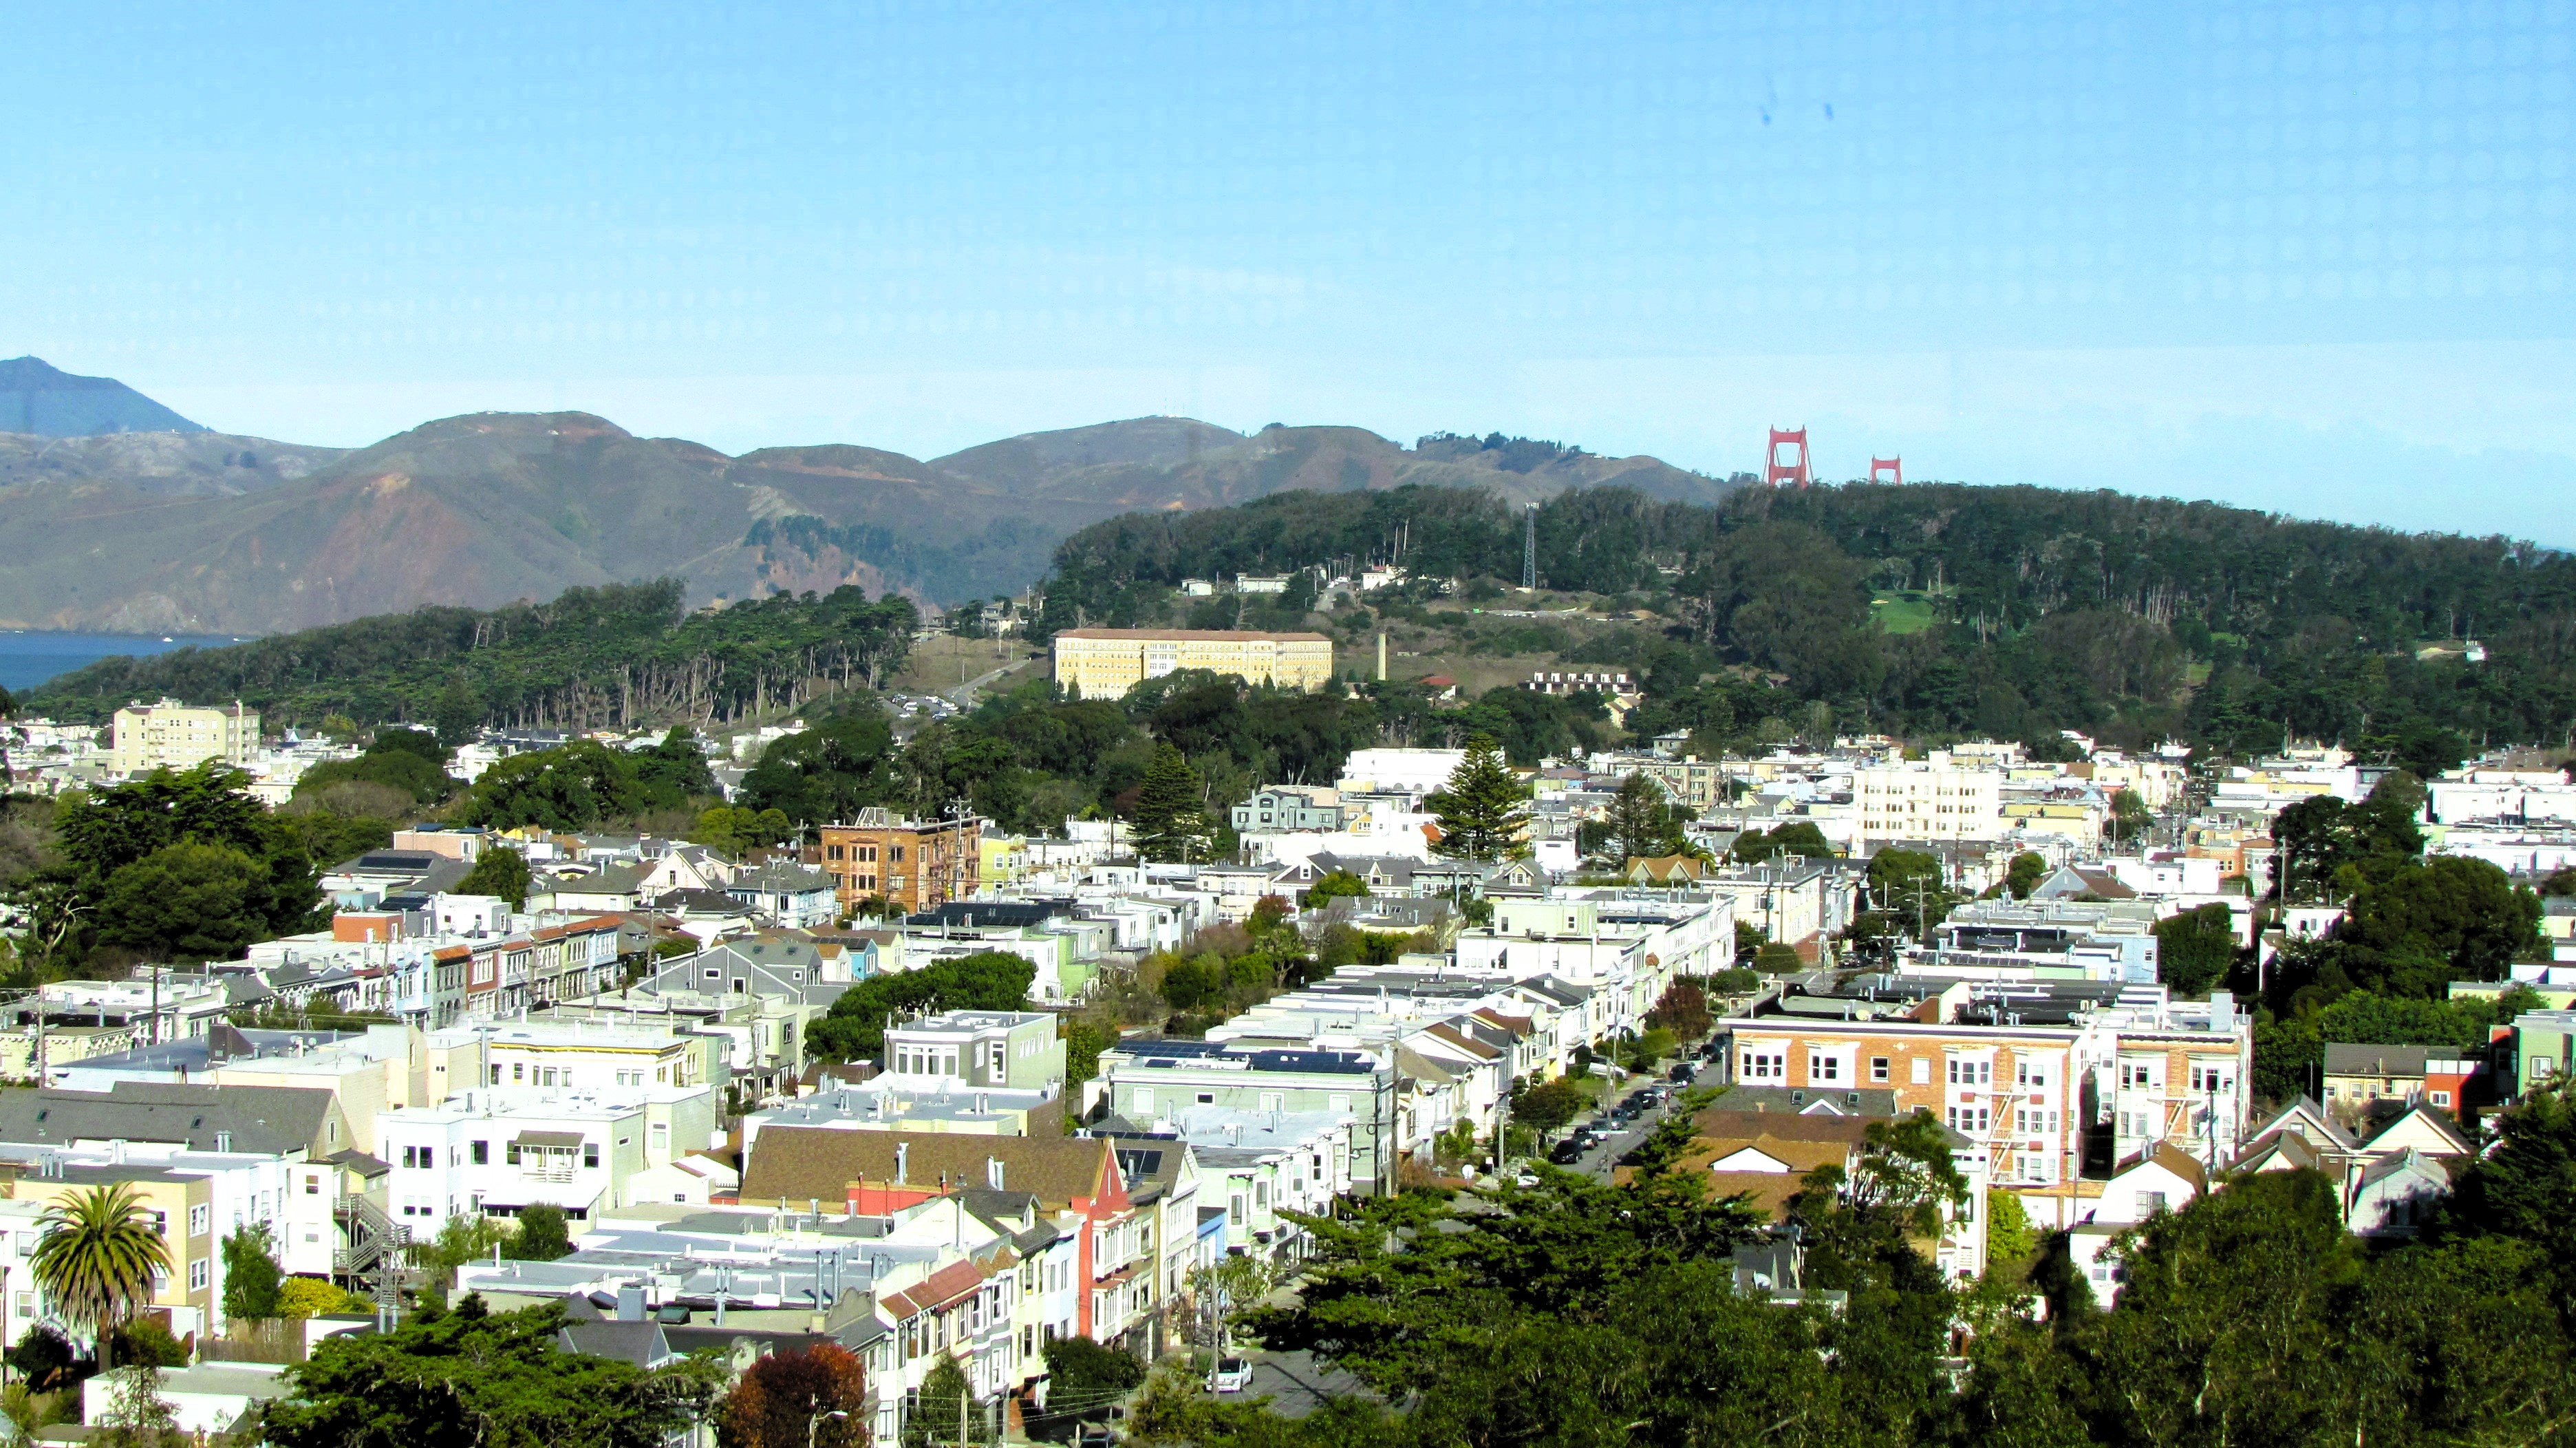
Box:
1221, 1349, 1369, 1417
1545, 1070, 1713, 1178
946, 656, 1031, 706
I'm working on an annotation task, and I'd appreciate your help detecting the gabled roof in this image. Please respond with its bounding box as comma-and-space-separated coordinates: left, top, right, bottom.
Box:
2226, 1129, 2328, 1175
2248, 1094, 2360, 1153
2323, 1043, 2441, 1078
2110, 1142, 2209, 1193
2362, 1103, 2478, 1158
0, 1082, 341, 1156
879, 1257, 992, 1320
1419, 1023, 1502, 1061
648, 888, 754, 915
740, 1127, 1122, 1210
2352, 1144, 2454, 1191
558, 1320, 676, 1368
729, 862, 837, 894
558, 862, 650, 896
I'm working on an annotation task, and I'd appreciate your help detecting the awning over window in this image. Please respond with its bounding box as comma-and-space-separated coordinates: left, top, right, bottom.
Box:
513, 1130, 586, 1150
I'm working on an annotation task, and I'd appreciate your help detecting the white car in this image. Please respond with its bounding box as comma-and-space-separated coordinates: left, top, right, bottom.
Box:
1212, 1358, 1253, 1393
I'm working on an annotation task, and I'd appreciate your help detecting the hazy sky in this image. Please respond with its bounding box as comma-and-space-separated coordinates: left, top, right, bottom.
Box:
6, 2, 2570, 540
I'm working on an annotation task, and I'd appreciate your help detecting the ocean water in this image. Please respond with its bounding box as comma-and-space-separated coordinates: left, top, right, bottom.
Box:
0, 631, 248, 694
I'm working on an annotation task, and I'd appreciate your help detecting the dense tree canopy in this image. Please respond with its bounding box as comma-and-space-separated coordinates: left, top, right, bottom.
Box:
266, 1296, 715, 1448
808, 950, 1038, 1061
1042, 480, 2576, 756
1130, 1088, 2576, 1448
28, 581, 917, 735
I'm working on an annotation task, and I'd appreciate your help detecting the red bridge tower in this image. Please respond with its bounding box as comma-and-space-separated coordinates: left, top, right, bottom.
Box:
1869, 456, 1903, 485
1765, 427, 1812, 487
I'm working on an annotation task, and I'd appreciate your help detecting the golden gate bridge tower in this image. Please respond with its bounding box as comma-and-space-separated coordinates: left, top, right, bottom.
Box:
1765, 427, 1812, 487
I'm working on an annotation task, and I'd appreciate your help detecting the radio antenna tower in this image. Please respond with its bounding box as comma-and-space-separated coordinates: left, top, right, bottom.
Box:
1523, 504, 1538, 589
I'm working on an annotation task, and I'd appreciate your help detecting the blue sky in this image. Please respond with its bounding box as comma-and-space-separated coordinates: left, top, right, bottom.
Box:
5, 1, 2570, 540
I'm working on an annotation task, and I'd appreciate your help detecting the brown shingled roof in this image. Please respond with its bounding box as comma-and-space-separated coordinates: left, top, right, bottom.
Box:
740, 1127, 1120, 1209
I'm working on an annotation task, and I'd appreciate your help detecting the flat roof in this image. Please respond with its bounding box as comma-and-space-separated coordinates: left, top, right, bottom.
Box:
1053, 628, 1331, 643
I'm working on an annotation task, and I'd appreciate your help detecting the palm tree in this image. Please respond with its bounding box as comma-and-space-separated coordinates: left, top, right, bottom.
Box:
31, 1183, 169, 1372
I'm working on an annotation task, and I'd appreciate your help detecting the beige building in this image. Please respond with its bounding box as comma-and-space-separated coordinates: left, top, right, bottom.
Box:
109, 698, 259, 776
1855, 752, 2006, 842
1053, 628, 1333, 698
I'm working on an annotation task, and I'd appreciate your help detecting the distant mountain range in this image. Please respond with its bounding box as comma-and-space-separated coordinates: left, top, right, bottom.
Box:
0, 361, 1741, 633
0, 356, 206, 436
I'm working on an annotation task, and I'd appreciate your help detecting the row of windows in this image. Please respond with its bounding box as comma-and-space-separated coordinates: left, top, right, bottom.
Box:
397, 1136, 644, 1169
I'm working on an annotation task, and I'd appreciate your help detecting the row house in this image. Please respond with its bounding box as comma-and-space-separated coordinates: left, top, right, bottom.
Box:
1456, 892, 1730, 1036
740, 1128, 1157, 1350
1118, 1110, 1345, 1261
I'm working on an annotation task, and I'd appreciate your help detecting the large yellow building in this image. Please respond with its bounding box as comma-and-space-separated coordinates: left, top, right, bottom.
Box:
109, 697, 260, 776
1052, 628, 1333, 697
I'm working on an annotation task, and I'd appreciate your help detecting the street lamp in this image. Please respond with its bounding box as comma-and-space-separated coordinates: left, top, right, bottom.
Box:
807, 1407, 850, 1448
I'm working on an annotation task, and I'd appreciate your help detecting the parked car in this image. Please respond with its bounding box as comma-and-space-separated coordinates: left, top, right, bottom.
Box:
1549, 1139, 1587, 1164
1214, 1358, 1254, 1393
1669, 1061, 1698, 1083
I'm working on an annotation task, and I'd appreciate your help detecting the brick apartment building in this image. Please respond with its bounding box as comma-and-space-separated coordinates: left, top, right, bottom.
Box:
816, 807, 983, 915
1721, 979, 2252, 1228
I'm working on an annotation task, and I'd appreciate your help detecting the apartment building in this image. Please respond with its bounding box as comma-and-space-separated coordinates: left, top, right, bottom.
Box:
1051, 628, 1333, 697
1855, 754, 2006, 843
1230, 785, 1345, 833
109, 698, 260, 776
1093, 1039, 1399, 1197
1454, 891, 1731, 1036
1720, 980, 2252, 1228
817, 808, 983, 914
374, 1083, 721, 1231
881, 1010, 1067, 1095
422, 1019, 720, 1101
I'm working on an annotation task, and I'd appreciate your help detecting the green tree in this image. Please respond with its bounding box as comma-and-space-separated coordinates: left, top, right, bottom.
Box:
1426, 734, 1530, 862
30, 1182, 170, 1371
2338, 855, 2542, 995
810, 952, 1036, 1061
219, 1224, 283, 1325
2153, 902, 2237, 997
1300, 869, 1371, 908
96, 842, 290, 961
3, 1325, 77, 1393
2433, 1078, 2576, 1315
632, 727, 718, 811
430, 681, 485, 749
2107, 787, 2153, 845
1732, 821, 1834, 864
508, 1204, 573, 1261
1130, 744, 1210, 864
905, 1354, 987, 1447
2079, 1170, 2361, 1447
1033, 1337, 1145, 1439
455, 844, 533, 911
1511, 1078, 1586, 1134
738, 714, 898, 824
88, 1364, 182, 1448
1990, 850, 2047, 900
455, 740, 647, 831
266, 1296, 704, 1448
1063, 1019, 1112, 1091
1603, 770, 1686, 864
